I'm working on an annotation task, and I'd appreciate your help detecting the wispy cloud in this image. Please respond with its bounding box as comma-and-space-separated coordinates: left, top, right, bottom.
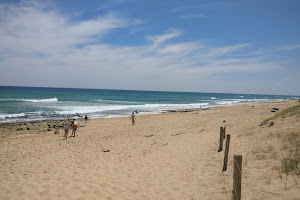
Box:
0, 1, 292, 93
179, 13, 206, 19
277, 44, 300, 51
171, 1, 237, 14
0, 1, 140, 55
145, 29, 182, 47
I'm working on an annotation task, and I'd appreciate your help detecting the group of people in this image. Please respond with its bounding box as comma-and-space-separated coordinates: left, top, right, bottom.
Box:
62, 115, 88, 140
62, 112, 136, 140
62, 119, 79, 140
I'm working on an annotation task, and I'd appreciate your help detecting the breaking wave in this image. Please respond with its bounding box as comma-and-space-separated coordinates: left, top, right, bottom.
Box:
21, 98, 58, 103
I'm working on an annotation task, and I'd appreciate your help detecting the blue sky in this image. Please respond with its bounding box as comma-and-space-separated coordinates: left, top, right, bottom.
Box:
0, 0, 299, 95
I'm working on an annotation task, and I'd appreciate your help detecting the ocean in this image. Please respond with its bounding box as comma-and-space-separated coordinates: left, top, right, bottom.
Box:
0, 86, 299, 123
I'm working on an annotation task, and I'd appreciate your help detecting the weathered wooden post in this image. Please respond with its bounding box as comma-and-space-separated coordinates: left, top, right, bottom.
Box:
223, 120, 226, 139
233, 154, 242, 200
222, 134, 230, 172
218, 126, 224, 152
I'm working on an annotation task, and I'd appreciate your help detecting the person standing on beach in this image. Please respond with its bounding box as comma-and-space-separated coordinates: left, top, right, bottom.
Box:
85, 115, 88, 123
71, 119, 79, 137
63, 121, 70, 139
131, 112, 136, 125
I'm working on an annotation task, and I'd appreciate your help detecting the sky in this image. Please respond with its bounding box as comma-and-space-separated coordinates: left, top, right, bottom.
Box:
0, 0, 299, 95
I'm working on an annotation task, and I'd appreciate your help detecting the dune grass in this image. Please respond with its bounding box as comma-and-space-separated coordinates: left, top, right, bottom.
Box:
281, 131, 300, 176
260, 104, 300, 127
258, 103, 300, 175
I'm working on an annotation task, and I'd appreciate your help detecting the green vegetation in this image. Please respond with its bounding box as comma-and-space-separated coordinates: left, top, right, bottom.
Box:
281, 131, 300, 175
253, 131, 300, 175
260, 104, 300, 126
251, 145, 278, 160
282, 157, 298, 175
257, 103, 300, 175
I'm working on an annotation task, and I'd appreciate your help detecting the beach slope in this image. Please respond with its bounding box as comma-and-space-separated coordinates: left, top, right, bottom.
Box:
0, 100, 299, 199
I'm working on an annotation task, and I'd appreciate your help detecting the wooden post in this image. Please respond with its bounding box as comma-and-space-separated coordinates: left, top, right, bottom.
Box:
218, 127, 224, 152
222, 134, 230, 172
233, 154, 242, 200
223, 121, 226, 139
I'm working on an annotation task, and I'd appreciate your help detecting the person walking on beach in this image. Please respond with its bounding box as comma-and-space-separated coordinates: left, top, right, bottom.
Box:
71, 119, 79, 137
63, 121, 70, 139
85, 115, 88, 123
131, 112, 136, 125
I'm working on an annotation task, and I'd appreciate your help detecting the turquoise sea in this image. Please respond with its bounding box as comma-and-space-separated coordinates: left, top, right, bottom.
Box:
0, 86, 299, 123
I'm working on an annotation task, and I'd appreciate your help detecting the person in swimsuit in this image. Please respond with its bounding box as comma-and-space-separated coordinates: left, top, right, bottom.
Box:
131, 112, 136, 125
71, 120, 79, 137
63, 121, 70, 139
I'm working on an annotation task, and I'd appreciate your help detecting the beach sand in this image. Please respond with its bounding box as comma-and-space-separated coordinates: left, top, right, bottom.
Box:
0, 100, 299, 200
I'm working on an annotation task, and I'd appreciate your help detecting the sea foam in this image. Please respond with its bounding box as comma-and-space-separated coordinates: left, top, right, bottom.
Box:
21, 98, 58, 103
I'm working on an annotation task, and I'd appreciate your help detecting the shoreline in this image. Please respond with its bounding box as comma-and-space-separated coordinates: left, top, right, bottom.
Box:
1, 98, 297, 124
0, 100, 295, 138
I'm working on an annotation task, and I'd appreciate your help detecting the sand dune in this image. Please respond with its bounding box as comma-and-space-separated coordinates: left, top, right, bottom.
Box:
1, 100, 299, 199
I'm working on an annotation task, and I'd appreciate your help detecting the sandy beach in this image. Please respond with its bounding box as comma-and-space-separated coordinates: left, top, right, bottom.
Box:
0, 100, 299, 200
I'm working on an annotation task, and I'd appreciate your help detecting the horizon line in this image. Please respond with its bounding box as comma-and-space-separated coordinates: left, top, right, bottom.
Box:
1, 85, 299, 97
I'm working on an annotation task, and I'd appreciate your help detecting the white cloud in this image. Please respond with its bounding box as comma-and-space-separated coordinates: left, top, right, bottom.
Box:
157, 42, 204, 55
204, 44, 249, 57
0, 1, 138, 56
179, 13, 206, 19
0, 1, 293, 94
145, 30, 182, 47
277, 44, 300, 51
